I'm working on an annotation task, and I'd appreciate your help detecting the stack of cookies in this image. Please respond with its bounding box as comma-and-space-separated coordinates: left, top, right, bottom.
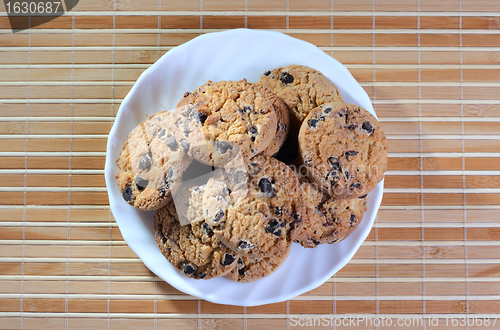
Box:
115, 65, 388, 282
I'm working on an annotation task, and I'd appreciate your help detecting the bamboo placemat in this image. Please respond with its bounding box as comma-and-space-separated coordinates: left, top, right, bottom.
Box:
1, 0, 499, 329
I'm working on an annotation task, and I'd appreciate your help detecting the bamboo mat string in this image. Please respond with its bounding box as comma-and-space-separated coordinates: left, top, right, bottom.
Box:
459, 2, 470, 328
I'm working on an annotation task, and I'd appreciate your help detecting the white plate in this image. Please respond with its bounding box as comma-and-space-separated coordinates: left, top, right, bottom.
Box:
104, 29, 383, 307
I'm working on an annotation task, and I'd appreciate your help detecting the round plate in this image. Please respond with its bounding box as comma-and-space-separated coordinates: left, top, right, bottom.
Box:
104, 29, 383, 307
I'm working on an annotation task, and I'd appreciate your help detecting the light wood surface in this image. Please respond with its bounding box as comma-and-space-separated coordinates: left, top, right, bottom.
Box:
0, 0, 499, 329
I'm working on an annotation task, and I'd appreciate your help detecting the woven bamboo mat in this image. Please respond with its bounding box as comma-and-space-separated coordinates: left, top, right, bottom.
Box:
0, 0, 499, 329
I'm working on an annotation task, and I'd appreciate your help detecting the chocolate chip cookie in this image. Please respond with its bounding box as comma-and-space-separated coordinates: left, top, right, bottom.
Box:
293, 177, 368, 248
298, 102, 388, 199
154, 199, 239, 280
116, 111, 191, 210
225, 245, 291, 283
203, 155, 304, 259
258, 65, 343, 138
174, 80, 278, 166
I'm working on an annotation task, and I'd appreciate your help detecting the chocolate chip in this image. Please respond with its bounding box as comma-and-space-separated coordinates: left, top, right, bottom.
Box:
238, 240, 253, 250
292, 212, 301, 221
197, 112, 207, 124
267, 219, 279, 229
267, 219, 282, 236
211, 208, 225, 223
329, 157, 340, 170
350, 214, 356, 227
165, 134, 178, 151
180, 140, 190, 153
238, 268, 247, 276
327, 171, 340, 185
359, 194, 368, 199
324, 107, 332, 114
197, 273, 206, 279
304, 158, 312, 166
308, 118, 319, 128
345, 151, 359, 160
122, 186, 133, 202
215, 140, 232, 154
162, 236, 167, 244
280, 71, 294, 84
222, 253, 236, 266
350, 182, 362, 190
158, 187, 167, 199
183, 92, 190, 98
344, 171, 350, 180
345, 124, 358, 130
237, 258, 244, 267
272, 228, 282, 237
275, 206, 282, 216
182, 264, 196, 275
139, 155, 151, 171
249, 126, 258, 135
165, 168, 174, 189
263, 70, 271, 76
158, 128, 165, 138
250, 136, 256, 142
201, 222, 213, 236
240, 106, 252, 114
362, 121, 373, 133
182, 124, 190, 137
258, 178, 273, 196
165, 168, 173, 180
134, 176, 147, 191
313, 240, 321, 245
